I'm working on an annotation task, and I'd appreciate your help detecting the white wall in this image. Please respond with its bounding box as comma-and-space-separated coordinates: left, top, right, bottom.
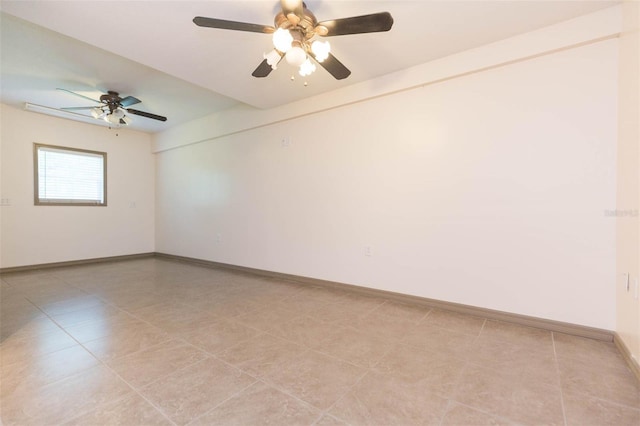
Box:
155, 37, 618, 330
0, 104, 155, 268
154, 6, 621, 154
616, 0, 640, 364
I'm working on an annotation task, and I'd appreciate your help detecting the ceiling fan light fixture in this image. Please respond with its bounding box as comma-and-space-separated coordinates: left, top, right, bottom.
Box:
264, 49, 281, 69
106, 114, 121, 125
285, 45, 307, 67
299, 58, 316, 77
112, 107, 125, 119
90, 107, 103, 119
193, 5, 393, 81
60, 89, 166, 124
272, 28, 293, 53
122, 115, 132, 125
311, 40, 330, 62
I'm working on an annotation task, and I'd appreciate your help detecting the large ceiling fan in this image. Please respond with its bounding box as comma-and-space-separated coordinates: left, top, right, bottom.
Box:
58, 88, 167, 126
193, 0, 393, 80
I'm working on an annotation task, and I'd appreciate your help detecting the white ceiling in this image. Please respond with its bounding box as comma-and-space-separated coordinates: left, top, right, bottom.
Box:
0, 0, 617, 133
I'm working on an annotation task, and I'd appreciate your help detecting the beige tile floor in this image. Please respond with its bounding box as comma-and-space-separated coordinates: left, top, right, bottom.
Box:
1, 258, 638, 425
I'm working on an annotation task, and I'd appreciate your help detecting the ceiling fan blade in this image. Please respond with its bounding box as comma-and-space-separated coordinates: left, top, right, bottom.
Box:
317, 12, 394, 36
252, 59, 275, 78
193, 16, 275, 34
252, 50, 282, 78
126, 108, 167, 122
119, 96, 141, 107
61, 106, 99, 110
56, 88, 101, 104
311, 52, 351, 80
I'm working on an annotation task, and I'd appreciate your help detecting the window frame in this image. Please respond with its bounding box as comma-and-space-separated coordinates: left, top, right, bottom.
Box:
33, 143, 108, 207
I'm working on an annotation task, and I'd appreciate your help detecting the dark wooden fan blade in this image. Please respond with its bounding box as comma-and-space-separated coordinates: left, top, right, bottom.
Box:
311, 52, 351, 80
317, 12, 393, 36
126, 108, 167, 122
193, 16, 275, 34
119, 96, 141, 107
252, 59, 275, 78
61, 106, 99, 110
56, 88, 101, 103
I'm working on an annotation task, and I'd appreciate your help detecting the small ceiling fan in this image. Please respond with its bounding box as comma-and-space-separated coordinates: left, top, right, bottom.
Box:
193, 0, 393, 80
58, 88, 167, 126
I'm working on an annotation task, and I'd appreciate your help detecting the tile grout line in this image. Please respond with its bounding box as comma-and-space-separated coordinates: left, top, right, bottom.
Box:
354, 296, 391, 319
256, 372, 334, 421
437, 398, 454, 426
258, 319, 383, 372
30, 273, 180, 426
438, 317, 488, 425
444, 400, 520, 425
8, 295, 176, 426
571, 392, 640, 411
172, 334, 310, 400
416, 306, 433, 325
77, 328, 188, 426
310, 412, 341, 425
203, 346, 334, 423
318, 366, 371, 421
183, 379, 260, 426
315, 336, 404, 422
129, 356, 230, 426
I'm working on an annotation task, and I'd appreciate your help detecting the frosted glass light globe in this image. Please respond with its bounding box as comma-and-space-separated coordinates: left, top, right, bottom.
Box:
311, 40, 330, 62
106, 114, 120, 125
285, 46, 306, 66
90, 107, 103, 119
112, 108, 125, 119
272, 28, 293, 53
264, 49, 282, 69
299, 58, 316, 76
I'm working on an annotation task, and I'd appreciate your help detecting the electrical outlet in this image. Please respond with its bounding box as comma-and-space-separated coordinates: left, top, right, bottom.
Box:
215, 233, 222, 243
281, 137, 291, 147
364, 246, 373, 257
0, 198, 10, 206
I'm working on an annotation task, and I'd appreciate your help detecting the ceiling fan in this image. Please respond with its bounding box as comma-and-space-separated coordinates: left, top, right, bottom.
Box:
57, 88, 167, 126
193, 0, 393, 80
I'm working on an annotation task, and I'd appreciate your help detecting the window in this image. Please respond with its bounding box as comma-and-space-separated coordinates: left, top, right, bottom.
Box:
34, 143, 107, 206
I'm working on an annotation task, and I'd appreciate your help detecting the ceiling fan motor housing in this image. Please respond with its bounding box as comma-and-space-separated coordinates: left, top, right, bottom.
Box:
100, 91, 122, 112
274, 4, 323, 39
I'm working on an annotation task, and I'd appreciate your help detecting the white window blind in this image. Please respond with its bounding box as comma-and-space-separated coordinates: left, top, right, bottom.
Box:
35, 144, 106, 205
